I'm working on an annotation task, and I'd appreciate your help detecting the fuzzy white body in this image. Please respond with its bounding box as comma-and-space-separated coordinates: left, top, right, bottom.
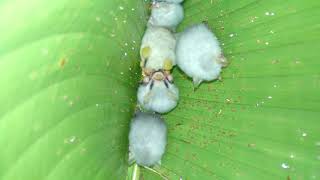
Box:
148, 2, 184, 31
137, 73, 179, 113
140, 26, 176, 71
129, 112, 167, 167
176, 24, 226, 85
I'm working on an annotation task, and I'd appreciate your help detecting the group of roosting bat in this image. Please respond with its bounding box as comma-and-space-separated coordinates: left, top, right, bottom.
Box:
128, 0, 228, 167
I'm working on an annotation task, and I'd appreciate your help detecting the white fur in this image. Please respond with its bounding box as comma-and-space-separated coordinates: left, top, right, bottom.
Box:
140, 26, 176, 71
176, 23, 225, 86
137, 77, 179, 114
148, 2, 184, 31
153, 0, 184, 3
129, 112, 167, 167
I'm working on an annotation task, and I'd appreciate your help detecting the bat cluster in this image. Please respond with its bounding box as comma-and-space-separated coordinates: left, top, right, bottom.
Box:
129, 0, 228, 167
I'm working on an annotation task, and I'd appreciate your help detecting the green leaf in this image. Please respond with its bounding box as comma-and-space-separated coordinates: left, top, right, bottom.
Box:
0, 0, 319, 180
0, 1, 146, 180
157, 0, 320, 179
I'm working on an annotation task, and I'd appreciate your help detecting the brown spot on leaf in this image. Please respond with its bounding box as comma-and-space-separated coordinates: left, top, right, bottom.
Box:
175, 123, 183, 127
59, 58, 67, 68
248, 143, 256, 148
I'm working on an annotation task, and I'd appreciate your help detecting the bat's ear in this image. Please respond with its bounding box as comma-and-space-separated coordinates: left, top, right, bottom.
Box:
133, 106, 142, 117
128, 151, 135, 165
218, 54, 228, 67
163, 58, 173, 71
167, 74, 174, 83
141, 46, 151, 59
193, 77, 202, 91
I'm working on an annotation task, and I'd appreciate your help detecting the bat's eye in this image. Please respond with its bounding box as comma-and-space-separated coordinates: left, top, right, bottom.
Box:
143, 76, 150, 84
143, 68, 153, 76
166, 74, 174, 83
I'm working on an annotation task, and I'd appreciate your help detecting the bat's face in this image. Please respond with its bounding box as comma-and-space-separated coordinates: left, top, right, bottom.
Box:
138, 71, 178, 113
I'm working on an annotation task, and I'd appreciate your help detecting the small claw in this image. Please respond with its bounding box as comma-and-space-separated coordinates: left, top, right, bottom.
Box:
202, 20, 209, 26
217, 54, 228, 67
134, 105, 143, 115
167, 91, 178, 101
163, 58, 173, 71
148, 17, 154, 26
143, 91, 153, 104
149, 1, 156, 10
143, 76, 151, 84
128, 150, 135, 165
151, 1, 160, 8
